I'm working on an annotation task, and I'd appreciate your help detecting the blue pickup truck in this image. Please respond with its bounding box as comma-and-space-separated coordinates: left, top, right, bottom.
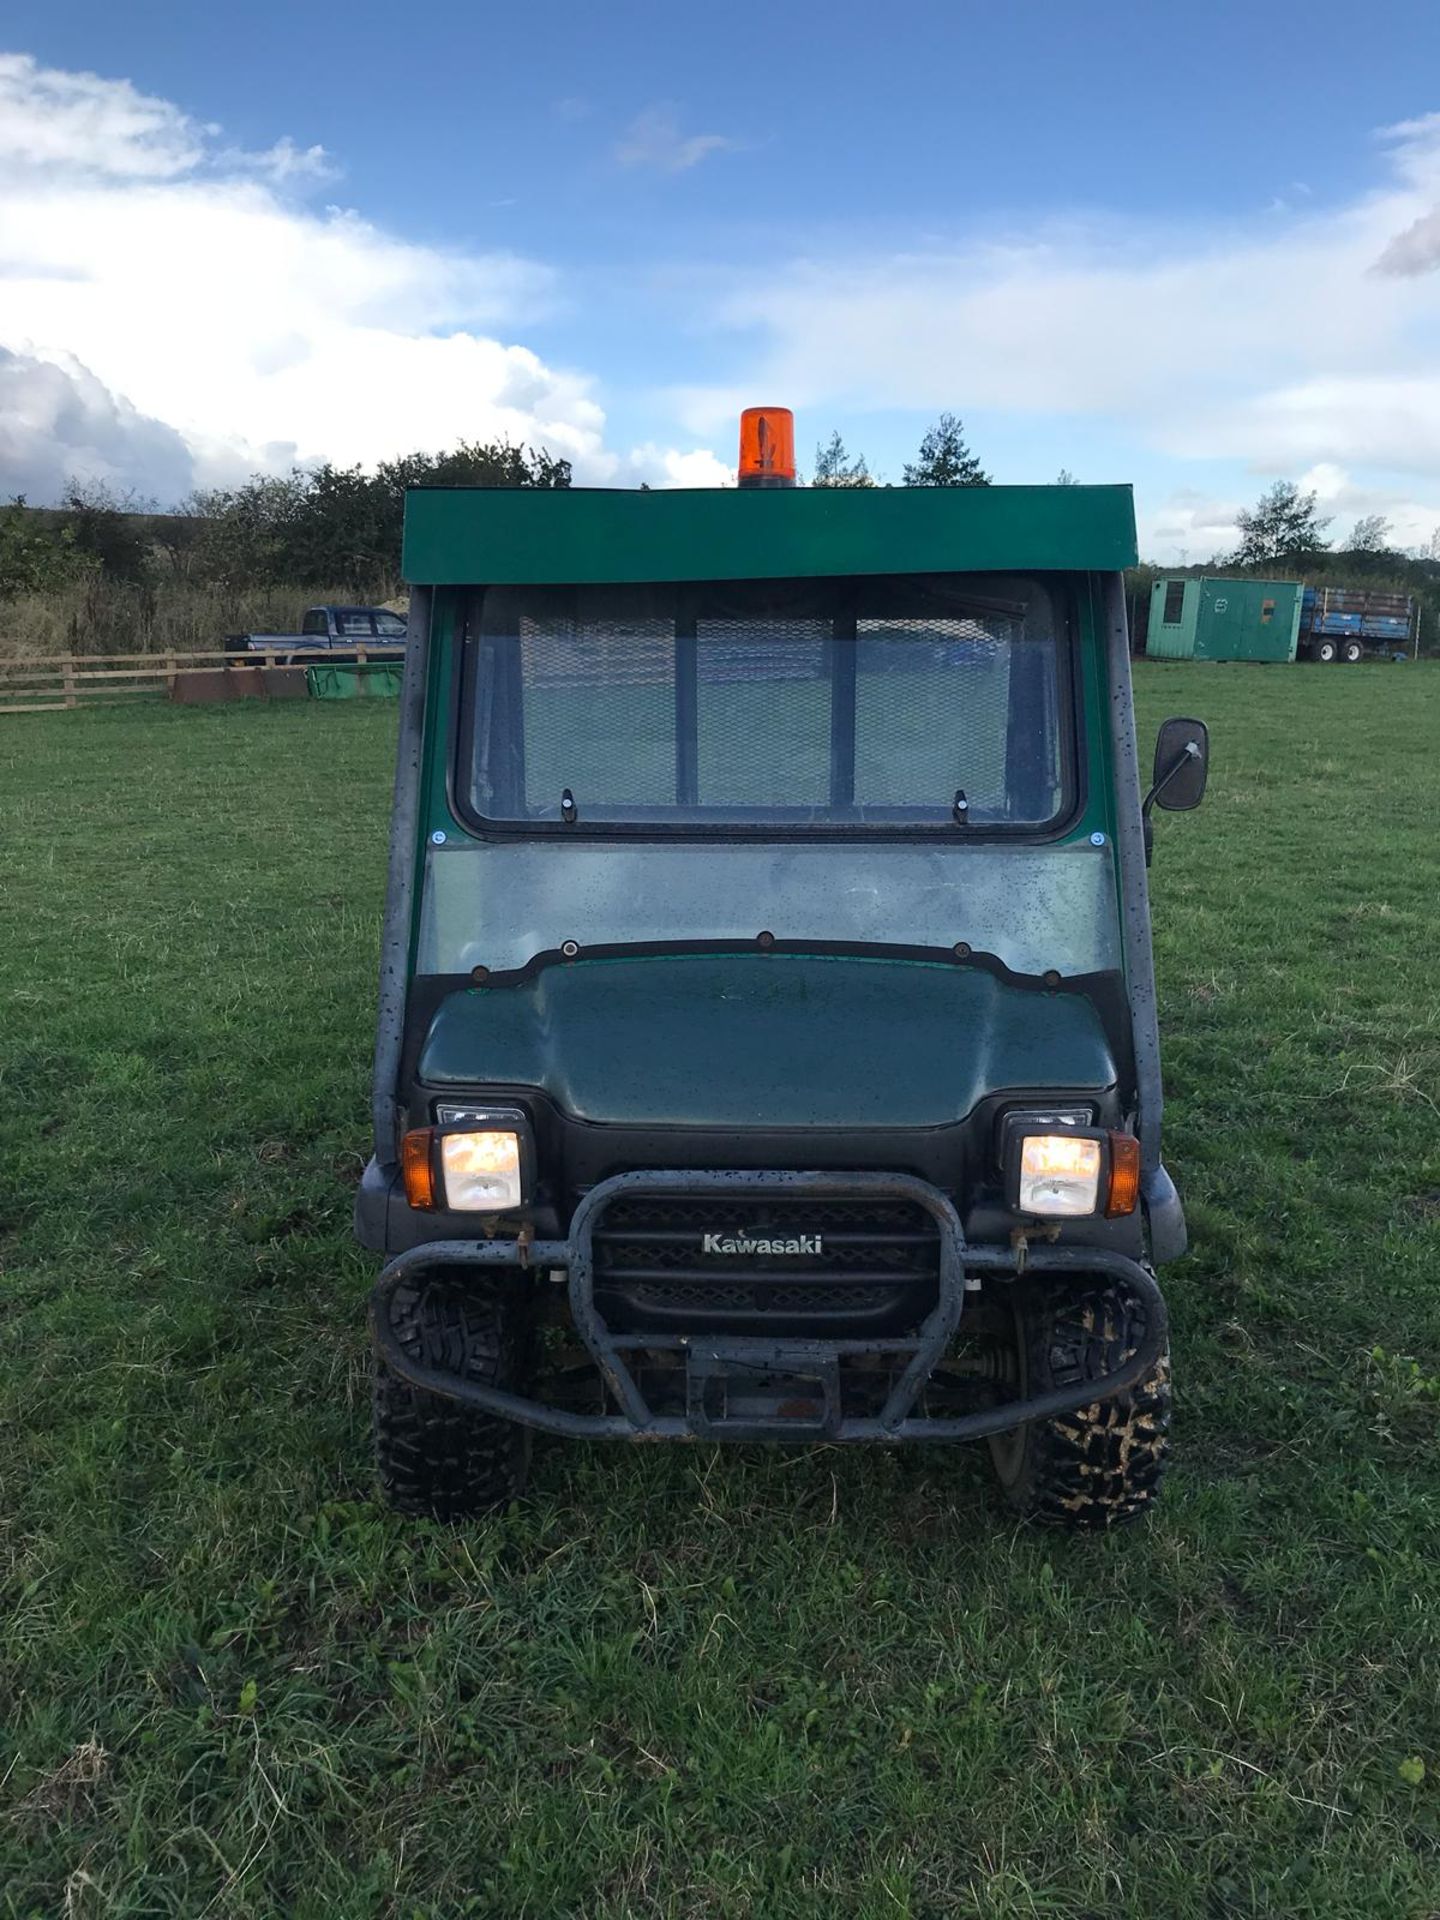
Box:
226, 604, 408, 661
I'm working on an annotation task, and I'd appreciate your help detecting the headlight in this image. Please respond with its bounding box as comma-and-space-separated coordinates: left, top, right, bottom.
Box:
1016, 1133, 1102, 1216
400, 1105, 533, 1212
440, 1129, 523, 1211
998, 1109, 1141, 1220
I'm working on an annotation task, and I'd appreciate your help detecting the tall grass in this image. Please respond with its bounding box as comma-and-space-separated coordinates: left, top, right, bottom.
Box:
0, 577, 403, 659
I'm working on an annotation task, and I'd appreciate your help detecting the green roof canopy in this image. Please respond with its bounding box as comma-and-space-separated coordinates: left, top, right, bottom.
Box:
402, 483, 1138, 586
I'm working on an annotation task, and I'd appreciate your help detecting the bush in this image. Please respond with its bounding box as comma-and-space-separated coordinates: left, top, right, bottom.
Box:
0, 578, 401, 660
0, 499, 98, 598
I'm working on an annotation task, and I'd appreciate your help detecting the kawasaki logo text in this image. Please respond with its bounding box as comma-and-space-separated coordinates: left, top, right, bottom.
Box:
701, 1232, 823, 1256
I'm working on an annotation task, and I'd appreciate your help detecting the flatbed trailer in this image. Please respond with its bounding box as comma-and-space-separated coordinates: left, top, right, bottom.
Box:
1298, 586, 1417, 663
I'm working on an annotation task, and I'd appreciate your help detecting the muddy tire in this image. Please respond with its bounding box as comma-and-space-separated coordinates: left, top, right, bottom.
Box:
373, 1271, 533, 1519
988, 1279, 1170, 1530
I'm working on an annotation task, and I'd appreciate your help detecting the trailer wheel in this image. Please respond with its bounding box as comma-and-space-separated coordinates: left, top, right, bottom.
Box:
373, 1270, 533, 1519
987, 1279, 1170, 1530
1342, 640, 1364, 664
1315, 638, 1338, 663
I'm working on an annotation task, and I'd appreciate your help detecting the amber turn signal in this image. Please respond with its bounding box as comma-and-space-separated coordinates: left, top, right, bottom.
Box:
401, 1128, 437, 1209
1105, 1131, 1142, 1217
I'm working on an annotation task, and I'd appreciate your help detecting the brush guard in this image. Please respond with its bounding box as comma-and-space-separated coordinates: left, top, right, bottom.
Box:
368, 1169, 1168, 1443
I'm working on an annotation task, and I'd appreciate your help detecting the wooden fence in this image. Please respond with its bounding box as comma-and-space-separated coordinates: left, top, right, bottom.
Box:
0, 647, 406, 716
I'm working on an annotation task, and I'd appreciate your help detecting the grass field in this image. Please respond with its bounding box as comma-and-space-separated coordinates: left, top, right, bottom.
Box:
2, 664, 1438, 1918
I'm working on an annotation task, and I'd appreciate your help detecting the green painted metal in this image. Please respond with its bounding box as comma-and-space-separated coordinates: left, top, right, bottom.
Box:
1197, 578, 1302, 662
418, 953, 1116, 1129
1145, 577, 1201, 659
306, 662, 404, 699
1148, 575, 1302, 663
402, 483, 1138, 586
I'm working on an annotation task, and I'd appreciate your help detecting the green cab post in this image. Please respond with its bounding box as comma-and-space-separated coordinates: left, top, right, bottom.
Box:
355, 408, 1207, 1529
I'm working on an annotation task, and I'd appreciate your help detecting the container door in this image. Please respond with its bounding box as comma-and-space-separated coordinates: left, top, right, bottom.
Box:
1195, 581, 1241, 659
1147, 578, 1192, 658
1249, 585, 1295, 662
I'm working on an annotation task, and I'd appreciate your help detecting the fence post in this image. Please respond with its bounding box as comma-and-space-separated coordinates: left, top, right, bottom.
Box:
62, 661, 77, 709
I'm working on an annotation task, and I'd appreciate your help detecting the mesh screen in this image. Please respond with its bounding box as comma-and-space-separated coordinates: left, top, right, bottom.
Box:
517, 602, 675, 812
697, 615, 832, 808
855, 615, 1013, 811
470, 576, 1064, 826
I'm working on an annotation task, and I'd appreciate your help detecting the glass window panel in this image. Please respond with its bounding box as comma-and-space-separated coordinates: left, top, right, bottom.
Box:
468, 575, 1067, 830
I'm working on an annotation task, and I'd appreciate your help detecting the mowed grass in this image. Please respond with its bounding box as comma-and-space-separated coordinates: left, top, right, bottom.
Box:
1, 664, 1438, 1918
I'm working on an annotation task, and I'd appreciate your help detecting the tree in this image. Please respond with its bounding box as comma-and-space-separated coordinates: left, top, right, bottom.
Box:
903, 413, 989, 487
812, 431, 875, 488
1055, 468, 1077, 486
60, 479, 156, 583
186, 439, 572, 589
0, 497, 98, 596
186, 475, 310, 588
149, 508, 206, 581
1347, 513, 1391, 553
1229, 481, 1331, 567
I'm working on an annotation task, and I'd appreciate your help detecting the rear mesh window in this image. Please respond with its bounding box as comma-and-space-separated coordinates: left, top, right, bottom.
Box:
516, 600, 676, 811
697, 594, 833, 810
855, 614, 1012, 813
466, 574, 1068, 830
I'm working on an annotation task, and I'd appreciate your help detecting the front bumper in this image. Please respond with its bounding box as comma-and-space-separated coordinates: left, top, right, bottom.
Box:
368, 1169, 1168, 1444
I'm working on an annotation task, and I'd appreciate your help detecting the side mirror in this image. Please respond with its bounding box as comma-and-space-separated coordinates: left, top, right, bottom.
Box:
1147, 716, 1209, 814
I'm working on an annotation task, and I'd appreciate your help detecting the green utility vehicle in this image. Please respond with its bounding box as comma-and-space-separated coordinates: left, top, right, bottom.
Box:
356, 409, 1208, 1529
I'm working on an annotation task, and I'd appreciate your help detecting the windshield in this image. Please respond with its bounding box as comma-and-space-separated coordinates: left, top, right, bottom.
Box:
374, 611, 407, 636
461, 573, 1070, 832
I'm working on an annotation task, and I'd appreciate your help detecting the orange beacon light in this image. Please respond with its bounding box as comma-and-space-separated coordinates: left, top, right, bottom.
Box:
737, 407, 797, 489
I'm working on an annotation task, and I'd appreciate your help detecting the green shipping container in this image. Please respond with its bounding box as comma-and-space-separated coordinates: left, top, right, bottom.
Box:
1147, 576, 1302, 663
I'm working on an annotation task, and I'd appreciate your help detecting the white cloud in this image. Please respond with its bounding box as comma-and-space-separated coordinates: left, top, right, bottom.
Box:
1376, 209, 1440, 275
227, 136, 338, 186
0, 51, 207, 179
669, 114, 1440, 553
0, 52, 336, 189
1295, 461, 1440, 551
1167, 374, 1440, 477
0, 53, 725, 503
615, 105, 737, 173
0, 345, 195, 500
678, 199, 1436, 433
655, 446, 733, 487
1135, 462, 1440, 567
607, 443, 734, 488
1137, 489, 1246, 568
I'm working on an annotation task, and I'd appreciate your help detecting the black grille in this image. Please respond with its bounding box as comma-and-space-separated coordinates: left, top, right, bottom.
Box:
588, 1192, 941, 1337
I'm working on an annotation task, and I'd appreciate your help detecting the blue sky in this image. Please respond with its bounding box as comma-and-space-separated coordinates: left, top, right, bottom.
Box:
3, 1, 1440, 557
